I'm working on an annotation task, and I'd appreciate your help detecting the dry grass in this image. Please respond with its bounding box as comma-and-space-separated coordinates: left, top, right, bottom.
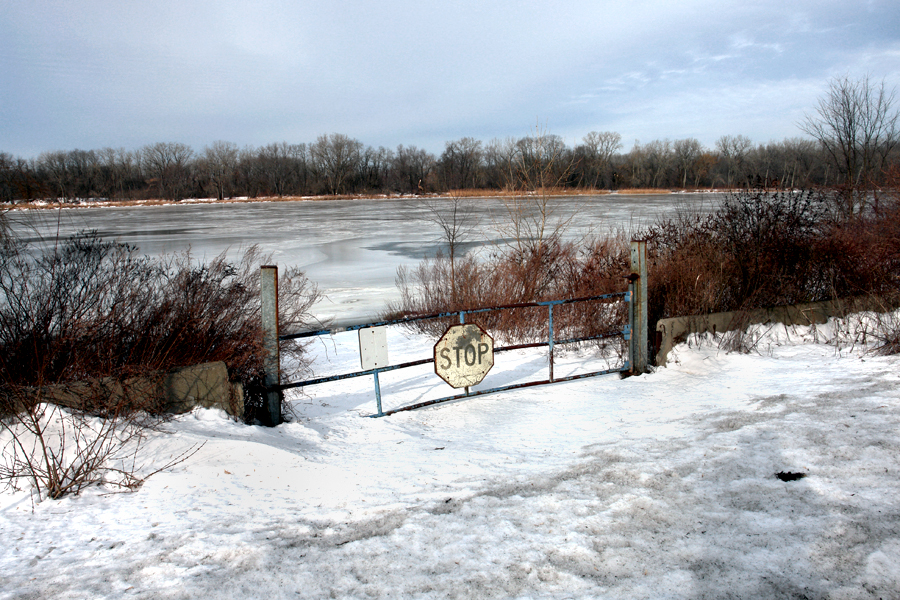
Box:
6, 193, 423, 210
5, 188, 691, 210
449, 187, 615, 197
613, 188, 674, 195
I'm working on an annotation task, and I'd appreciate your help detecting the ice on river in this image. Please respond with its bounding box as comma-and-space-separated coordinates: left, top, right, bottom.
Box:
7, 194, 720, 326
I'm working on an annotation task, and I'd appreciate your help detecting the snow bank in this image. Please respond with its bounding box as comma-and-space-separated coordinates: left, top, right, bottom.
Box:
2, 315, 899, 599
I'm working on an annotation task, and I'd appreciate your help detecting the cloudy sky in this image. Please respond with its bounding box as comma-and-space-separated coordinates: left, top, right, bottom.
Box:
2, 0, 899, 157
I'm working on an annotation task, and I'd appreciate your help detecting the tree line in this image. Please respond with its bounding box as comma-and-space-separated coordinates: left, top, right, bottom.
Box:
2, 76, 897, 204
0, 134, 844, 202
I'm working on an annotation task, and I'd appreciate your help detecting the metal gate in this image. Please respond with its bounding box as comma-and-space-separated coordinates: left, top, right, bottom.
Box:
259, 241, 648, 422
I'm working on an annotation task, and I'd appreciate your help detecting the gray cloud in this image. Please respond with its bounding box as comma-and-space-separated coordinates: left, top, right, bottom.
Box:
2, 0, 899, 156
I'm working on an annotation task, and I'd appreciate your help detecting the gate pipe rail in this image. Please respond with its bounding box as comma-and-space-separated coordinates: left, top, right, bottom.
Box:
260, 241, 647, 422
280, 292, 627, 340
272, 292, 630, 417
274, 326, 627, 392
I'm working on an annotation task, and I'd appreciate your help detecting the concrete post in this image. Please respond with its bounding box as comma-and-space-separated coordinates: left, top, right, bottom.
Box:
630, 240, 648, 374
260, 265, 281, 426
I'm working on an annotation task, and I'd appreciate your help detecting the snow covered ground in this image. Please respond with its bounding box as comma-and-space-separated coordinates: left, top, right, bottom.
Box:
2, 316, 900, 599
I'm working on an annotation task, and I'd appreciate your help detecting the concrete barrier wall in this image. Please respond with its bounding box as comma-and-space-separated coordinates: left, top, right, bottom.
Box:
33, 361, 244, 419
655, 296, 896, 366
162, 361, 243, 418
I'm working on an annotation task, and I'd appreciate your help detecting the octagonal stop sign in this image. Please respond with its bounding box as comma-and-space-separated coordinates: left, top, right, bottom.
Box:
434, 323, 494, 388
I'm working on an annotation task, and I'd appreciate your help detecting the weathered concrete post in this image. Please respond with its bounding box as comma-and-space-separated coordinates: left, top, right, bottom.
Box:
630, 240, 648, 374
260, 265, 281, 426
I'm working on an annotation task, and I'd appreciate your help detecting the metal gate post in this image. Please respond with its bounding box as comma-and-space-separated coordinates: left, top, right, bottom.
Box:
548, 303, 555, 382
373, 370, 384, 417
459, 310, 469, 395
260, 265, 282, 426
630, 240, 648, 374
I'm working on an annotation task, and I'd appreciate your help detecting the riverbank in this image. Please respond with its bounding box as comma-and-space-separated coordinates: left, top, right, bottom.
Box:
2, 187, 716, 210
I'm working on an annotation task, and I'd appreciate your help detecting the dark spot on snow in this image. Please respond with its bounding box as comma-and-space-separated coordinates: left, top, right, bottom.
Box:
775, 471, 807, 482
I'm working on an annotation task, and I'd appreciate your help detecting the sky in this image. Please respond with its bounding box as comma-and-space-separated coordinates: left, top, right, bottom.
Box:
2, 0, 899, 158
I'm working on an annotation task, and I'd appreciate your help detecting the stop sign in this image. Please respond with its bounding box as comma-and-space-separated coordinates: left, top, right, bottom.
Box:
434, 323, 494, 388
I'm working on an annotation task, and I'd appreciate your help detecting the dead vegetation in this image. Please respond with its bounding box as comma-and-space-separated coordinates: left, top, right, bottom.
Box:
387, 235, 630, 347
0, 228, 319, 499
392, 185, 900, 359
0, 234, 318, 397
645, 188, 900, 322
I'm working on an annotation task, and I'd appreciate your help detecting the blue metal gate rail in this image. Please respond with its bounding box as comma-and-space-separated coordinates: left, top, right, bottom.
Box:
275, 291, 632, 417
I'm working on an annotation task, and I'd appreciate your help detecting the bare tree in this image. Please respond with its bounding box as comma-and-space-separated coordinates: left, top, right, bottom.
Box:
140, 142, 194, 201
0, 153, 15, 204
438, 137, 483, 190
578, 131, 622, 189
257, 142, 307, 197
643, 139, 674, 188
779, 138, 822, 188
800, 74, 899, 213
37, 151, 71, 200
311, 134, 362, 195
417, 192, 481, 302
201, 141, 239, 200
97, 147, 140, 201
715, 134, 753, 188
623, 139, 674, 188
673, 138, 704, 188
391, 145, 435, 194
360, 145, 394, 191
482, 137, 518, 190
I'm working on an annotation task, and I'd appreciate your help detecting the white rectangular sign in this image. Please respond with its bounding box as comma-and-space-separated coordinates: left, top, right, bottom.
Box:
359, 326, 389, 370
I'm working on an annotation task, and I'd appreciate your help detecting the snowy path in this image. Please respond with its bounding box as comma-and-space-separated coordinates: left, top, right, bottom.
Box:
2, 324, 900, 599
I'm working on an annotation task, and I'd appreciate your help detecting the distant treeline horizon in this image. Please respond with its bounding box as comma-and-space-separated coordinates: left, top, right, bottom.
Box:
1, 130, 896, 203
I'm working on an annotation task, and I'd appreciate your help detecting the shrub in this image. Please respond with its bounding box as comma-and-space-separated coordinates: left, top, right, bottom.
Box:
645, 187, 900, 358
813, 195, 900, 301
394, 185, 900, 363
0, 233, 318, 397
387, 236, 630, 345
0, 395, 201, 500
0, 230, 318, 498
645, 189, 837, 322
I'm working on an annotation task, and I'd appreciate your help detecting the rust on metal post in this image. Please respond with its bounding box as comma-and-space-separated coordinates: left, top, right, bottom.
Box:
630, 240, 648, 374
548, 304, 555, 382
260, 265, 281, 426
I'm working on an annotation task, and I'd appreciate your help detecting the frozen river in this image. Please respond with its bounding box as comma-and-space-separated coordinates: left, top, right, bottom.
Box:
8, 193, 720, 325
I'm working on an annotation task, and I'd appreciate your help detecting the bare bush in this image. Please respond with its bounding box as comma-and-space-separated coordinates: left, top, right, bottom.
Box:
1, 391, 201, 500
0, 233, 318, 396
396, 183, 900, 364
647, 189, 839, 322
868, 311, 900, 355
814, 194, 900, 301
840, 301, 900, 356
415, 192, 481, 303
388, 235, 630, 346
646, 186, 900, 357
0, 231, 318, 498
